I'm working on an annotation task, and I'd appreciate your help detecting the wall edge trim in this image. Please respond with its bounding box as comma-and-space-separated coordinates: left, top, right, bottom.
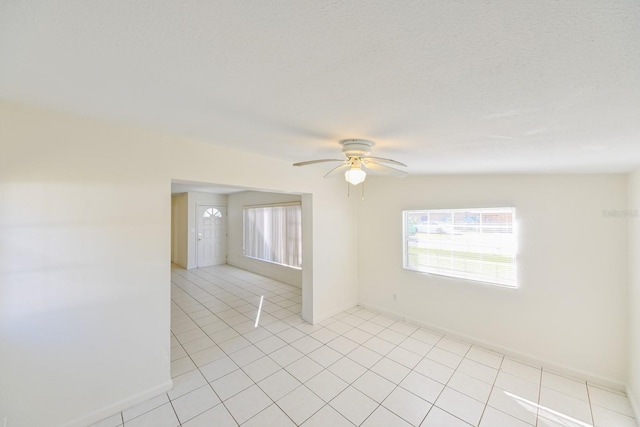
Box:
359, 301, 626, 392
311, 301, 358, 325
63, 379, 173, 427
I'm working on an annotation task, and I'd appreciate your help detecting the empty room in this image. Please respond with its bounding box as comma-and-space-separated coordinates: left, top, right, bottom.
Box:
1, 1, 639, 427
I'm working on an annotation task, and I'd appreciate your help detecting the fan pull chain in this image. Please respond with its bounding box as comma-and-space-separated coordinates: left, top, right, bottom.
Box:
346, 181, 366, 199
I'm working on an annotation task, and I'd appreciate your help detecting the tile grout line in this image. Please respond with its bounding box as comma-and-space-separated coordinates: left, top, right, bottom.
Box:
171, 268, 306, 425
475, 348, 505, 427
171, 296, 255, 426
171, 297, 248, 426
182, 268, 482, 426
585, 381, 595, 427
323, 316, 447, 425
535, 364, 542, 427
410, 333, 451, 426
162, 265, 632, 427
195, 270, 477, 425
170, 292, 246, 424
167, 395, 182, 427
425, 338, 476, 426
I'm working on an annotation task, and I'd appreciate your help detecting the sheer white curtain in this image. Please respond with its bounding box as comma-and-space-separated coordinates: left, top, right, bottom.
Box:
243, 204, 302, 268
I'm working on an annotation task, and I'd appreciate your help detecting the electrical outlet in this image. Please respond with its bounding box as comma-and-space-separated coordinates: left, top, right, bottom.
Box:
393, 294, 397, 301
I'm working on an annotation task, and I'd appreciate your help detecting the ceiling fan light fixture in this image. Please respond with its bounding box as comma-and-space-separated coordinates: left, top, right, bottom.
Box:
345, 167, 366, 185
293, 138, 407, 190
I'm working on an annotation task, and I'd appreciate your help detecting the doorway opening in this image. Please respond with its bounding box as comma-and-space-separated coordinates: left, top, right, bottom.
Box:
170, 179, 312, 322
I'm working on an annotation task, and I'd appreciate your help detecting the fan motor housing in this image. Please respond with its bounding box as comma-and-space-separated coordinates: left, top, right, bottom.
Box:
340, 139, 374, 157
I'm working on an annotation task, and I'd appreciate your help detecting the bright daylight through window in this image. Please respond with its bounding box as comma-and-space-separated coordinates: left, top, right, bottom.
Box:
243, 204, 302, 269
404, 207, 517, 287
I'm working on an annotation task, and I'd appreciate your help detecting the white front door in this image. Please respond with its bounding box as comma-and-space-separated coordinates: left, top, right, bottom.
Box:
197, 205, 226, 267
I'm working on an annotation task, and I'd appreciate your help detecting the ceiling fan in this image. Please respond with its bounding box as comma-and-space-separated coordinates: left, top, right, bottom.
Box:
293, 139, 407, 185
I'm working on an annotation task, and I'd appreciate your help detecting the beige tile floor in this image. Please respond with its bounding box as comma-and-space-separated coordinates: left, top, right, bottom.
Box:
92, 265, 637, 427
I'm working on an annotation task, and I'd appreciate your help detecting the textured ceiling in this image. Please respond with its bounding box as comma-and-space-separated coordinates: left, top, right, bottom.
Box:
1, 1, 639, 174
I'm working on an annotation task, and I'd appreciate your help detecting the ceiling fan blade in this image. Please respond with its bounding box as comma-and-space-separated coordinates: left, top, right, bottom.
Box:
362, 156, 407, 167
293, 159, 344, 167
362, 161, 408, 177
324, 163, 350, 178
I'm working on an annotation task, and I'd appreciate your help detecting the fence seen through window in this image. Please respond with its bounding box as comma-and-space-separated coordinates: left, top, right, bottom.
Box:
403, 207, 517, 287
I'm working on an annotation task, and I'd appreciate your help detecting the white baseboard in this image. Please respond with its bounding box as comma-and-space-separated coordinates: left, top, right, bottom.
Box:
63, 379, 173, 427
627, 386, 640, 426
312, 300, 359, 325
358, 301, 626, 392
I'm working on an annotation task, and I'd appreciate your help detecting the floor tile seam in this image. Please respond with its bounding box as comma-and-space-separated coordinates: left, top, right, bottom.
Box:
414, 354, 463, 385
537, 366, 597, 426
534, 365, 542, 427
337, 344, 428, 426
169, 330, 214, 404
173, 267, 637, 427
426, 405, 475, 427
199, 346, 282, 424
173, 312, 238, 351
167, 368, 208, 403
444, 373, 496, 406
193, 267, 290, 299
178, 273, 436, 423
181, 276, 450, 422
169, 300, 260, 406
374, 382, 425, 426
428, 344, 489, 427
285, 320, 408, 422
183, 385, 235, 425
242, 401, 297, 427
358, 402, 384, 426
191, 273, 451, 425
236, 341, 322, 402
586, 381, 629, 396
585, 381, 596, 427
590, 401, 636, 419
480, 357, 542, 426
171, 282, 237, 323
459, 352, 505, 371
488, 406, 537, 427
121, 393, 175, 425
325, 397, 380, 427
537, 382, 593, 405
477, 349, 505, 427
273, 383, 332, 425
217, 399, 243, 426
176, 270, 258, 308
167, 396, 186, 427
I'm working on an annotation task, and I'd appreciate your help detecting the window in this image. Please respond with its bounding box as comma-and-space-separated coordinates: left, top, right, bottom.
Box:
243, 203, 302, 269
203, 207, 222, 218
403, 207, 517, 287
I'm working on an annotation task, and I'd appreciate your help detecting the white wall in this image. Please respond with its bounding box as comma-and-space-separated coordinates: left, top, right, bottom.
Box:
227, 191, 303, 287
171, 193, 188, 268
0, 103, 173, 426
358, 174, 628, 387
0, 101, 358, 426
628, 169, 640, 416
186, 192, 228, 269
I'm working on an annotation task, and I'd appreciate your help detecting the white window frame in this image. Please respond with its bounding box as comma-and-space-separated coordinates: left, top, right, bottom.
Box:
243, 202, 302, 269
403, 207, 517, 288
